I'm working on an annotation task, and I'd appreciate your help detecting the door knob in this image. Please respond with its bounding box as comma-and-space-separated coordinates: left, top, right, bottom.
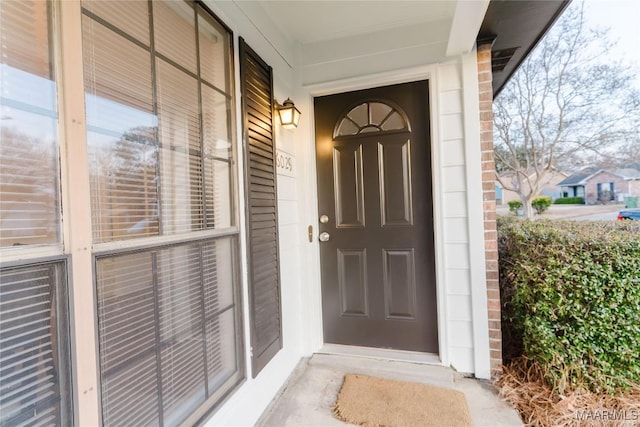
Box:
319, 232, 330, 242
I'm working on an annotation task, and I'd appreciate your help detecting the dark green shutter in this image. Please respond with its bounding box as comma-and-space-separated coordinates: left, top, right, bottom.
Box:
239, 38, 282, 377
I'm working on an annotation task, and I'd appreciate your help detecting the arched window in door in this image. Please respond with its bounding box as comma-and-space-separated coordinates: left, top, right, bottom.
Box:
333, 101, 410, 138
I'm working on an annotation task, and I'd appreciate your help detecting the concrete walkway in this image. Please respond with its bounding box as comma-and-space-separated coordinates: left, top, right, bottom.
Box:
257, 354, 522, 427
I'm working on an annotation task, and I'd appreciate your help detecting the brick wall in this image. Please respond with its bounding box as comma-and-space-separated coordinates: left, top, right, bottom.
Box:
477, 42, 502, 376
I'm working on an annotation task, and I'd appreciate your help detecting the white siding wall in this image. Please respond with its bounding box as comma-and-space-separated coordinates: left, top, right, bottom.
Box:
437, 61, 474, 371
436, 59, 481, 373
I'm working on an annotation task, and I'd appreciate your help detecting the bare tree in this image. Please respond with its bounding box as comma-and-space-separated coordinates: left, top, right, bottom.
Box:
493, 1, 640, 218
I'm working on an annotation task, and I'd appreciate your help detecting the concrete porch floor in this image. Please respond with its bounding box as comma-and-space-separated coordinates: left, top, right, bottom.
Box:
257, 353, 523, 427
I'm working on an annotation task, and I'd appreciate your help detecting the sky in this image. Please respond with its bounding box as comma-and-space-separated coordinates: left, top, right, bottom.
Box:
582, 0, 640, 88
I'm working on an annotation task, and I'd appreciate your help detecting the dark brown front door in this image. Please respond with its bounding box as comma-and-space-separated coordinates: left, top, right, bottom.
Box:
314, 81, 438, 352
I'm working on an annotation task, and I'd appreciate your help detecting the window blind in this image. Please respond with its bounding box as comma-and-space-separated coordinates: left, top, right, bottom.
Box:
82, 0, 235, 244
0, 0, 60, 248
0, 262, 71, 426
96, 238, 240, 426
239, 39, 283, 377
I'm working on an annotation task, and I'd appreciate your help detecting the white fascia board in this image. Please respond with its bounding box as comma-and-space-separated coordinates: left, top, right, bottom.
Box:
446, 0, 491, 57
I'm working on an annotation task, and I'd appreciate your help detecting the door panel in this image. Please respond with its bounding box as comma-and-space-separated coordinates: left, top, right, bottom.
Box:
383, 248, 417, 320
314, 81, 438, 353
337, 248, 368, 316
333, 145, 365, 228
378, 140, 413, 226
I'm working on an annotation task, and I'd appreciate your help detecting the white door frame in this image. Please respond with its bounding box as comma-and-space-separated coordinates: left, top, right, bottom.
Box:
298, 63, 451, 367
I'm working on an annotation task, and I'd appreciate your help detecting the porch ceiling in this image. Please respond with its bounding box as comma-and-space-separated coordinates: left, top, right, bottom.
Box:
230, 0, 569, 88
252, 1, 456, 45
237, 0, 488, 85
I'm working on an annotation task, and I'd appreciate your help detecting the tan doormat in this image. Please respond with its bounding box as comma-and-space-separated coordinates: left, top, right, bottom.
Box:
333, 374, 473, 427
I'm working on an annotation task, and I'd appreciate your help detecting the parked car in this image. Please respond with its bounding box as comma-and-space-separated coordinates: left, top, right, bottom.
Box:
617, 208, 640, 221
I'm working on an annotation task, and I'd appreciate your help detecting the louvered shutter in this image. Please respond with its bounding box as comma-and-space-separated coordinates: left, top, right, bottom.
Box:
239, 39, 282, 377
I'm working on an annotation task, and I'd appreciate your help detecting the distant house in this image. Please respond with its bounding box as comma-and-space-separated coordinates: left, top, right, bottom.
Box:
557, 166, 599, 199
559, 166, 640, 204
496, 169, 567, 205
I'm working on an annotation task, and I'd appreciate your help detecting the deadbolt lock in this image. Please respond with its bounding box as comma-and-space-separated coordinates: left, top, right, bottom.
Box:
319, 214, 329, 224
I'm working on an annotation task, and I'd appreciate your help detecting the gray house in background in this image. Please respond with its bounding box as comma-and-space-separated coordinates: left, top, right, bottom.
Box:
558, 166, 599, 199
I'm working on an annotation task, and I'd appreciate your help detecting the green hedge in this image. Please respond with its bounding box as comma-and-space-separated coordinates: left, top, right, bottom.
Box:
498, 218, 640, 393
507, 200, 523, 213
554, 197, 585, 204
531, 196, 552, 214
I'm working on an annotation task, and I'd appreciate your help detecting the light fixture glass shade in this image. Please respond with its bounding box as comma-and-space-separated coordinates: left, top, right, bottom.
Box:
277, 98, 301, 129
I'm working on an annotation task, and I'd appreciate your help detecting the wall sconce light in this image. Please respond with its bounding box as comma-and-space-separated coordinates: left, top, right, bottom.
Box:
276, 98, 301, 129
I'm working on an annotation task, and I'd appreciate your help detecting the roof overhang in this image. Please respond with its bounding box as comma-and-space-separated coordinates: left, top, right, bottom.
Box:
477, 0, 571, 97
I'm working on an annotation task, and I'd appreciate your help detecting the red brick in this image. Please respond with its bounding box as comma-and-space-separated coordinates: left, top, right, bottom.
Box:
478, 71, 492, 83
483, 193, 496, 202
479, 100, 493, 112
479, 91, 493, 102
484, 229, 497, 238
482, 181, 495, 191
487, 300, 501, 311
488, 311, 501, 322
477, 62, 492, 74
489, 329, 502, 339
482, 170, 496, 181
481, 151, 495, 162
479, 81, 493, 94
480, 111, 493, 122
486, 277, 500, 286
477, 51, 491, 62
486, 243, 498, 254
486, 259, 499, 267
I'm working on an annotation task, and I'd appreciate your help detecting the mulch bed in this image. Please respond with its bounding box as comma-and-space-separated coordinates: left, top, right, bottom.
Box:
496, 358, 640, 426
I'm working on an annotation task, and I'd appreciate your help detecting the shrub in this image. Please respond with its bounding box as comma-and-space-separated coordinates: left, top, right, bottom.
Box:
531, 196, 552, 214
507, 200, 523, 214
498, 217, 640, 393
554, 197, 585, 204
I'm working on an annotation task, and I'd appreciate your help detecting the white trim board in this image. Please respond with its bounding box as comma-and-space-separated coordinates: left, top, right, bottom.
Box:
319, 344, 441, 366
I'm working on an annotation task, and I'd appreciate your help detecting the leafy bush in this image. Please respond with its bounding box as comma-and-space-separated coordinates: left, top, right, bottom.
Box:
554, 197, 585, 204
498, 217, 640, 393
507, 200, 523, 214
531, 196, 552, 214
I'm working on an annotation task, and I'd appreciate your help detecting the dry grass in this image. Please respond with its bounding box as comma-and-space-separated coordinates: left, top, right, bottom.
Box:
496, 358, 640, 426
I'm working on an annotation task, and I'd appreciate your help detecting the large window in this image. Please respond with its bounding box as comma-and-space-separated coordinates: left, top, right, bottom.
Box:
0, 1, 72, 425
81, 1, 242, 424
1, 0, 242, 425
